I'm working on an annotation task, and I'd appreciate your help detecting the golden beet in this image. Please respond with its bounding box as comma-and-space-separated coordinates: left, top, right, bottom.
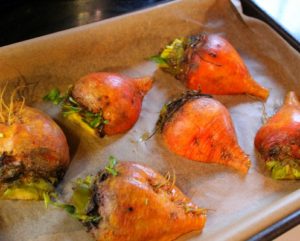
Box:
44, 72, 153, 137
255, 91, 300, 179
153, 33, 269, 100
0, 103, 70, 200
48, 159, 206, 241
156, 91, 250, 173
91, 162, 206, 241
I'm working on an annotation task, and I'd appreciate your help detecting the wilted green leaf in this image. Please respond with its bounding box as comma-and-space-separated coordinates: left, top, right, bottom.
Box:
105, 156, 118, 176
43, 88, 65, 105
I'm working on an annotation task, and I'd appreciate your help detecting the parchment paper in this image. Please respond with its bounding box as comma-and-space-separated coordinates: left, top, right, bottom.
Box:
0, 0, 300, 241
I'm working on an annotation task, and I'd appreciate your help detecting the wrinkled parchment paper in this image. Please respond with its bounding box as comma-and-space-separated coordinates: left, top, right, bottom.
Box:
0, 0, 300, 240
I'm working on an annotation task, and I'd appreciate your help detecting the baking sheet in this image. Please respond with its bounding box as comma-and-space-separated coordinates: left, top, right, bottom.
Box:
0, 0, 300, 240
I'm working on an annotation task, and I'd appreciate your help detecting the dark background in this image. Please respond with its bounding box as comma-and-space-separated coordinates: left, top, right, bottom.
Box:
1, 0, 299, 52
0, 0, 171, 46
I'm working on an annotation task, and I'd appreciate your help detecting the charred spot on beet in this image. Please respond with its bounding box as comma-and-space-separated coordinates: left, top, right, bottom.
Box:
0, 163, 24, 183
127, 207, 134, 212
84, 182, 101, 230
0, 154, 25, 183
97, 125, 106, 138
268, 146, 281, 157
98, 171, 109, 182
188, 33, 207, 49
0, 153, 5, 166
209, 52, 217, 58
83, 168, 113, 228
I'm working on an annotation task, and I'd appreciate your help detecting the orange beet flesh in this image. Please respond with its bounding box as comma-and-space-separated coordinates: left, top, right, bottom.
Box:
184, 34, 269, 99
72, 72, 152, 135
92, 162, 206, 241
162, 96, 250, 173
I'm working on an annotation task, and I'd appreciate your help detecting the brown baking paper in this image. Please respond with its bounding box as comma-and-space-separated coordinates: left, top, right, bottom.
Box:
0, 0, 300, 240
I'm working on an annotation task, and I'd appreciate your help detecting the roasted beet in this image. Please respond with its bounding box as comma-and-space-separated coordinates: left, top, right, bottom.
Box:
156, 91, 250, 173
255, 92, 300, 179
47, 159, 206, 241
0, 101, 70, 200
45, 72, 153, 137
153, 33, 269, 100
